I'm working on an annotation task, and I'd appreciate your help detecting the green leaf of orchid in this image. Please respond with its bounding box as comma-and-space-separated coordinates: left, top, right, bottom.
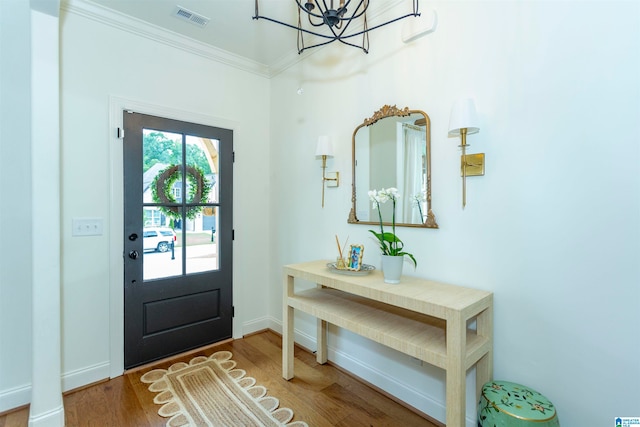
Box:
397, 252, 417, 268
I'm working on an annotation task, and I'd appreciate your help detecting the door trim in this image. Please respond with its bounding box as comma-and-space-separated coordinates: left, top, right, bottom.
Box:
108, 96, 240, 378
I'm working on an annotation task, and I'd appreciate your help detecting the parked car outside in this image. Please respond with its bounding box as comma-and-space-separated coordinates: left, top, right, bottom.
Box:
143, 227, 176, 253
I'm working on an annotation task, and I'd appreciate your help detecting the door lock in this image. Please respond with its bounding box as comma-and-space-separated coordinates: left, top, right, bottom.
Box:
128, 233, 138, 241
128, 250, 139, 260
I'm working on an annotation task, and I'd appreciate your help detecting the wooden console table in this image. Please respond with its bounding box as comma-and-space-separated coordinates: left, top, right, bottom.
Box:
282, 260, 493, 427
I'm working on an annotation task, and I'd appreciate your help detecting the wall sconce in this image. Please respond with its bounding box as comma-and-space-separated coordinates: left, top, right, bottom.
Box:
315, 135, 340, 208
448, 98, 484, 208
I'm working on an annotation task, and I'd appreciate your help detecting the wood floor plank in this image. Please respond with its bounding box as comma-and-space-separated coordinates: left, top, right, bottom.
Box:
0, 408, 29, 427
0, 330, 441, 427
240, 333, 338, 392
332, 367, 439, 426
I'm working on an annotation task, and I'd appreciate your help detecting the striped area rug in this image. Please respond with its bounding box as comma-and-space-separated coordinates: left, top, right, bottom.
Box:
141, 351, 308, 427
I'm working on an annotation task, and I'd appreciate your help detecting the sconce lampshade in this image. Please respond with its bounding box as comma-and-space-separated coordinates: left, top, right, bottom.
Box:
448, 98, 480, 136
315, 135, 334, 157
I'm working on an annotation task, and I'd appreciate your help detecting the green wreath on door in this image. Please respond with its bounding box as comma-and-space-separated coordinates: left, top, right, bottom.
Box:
151, 164, 211, 220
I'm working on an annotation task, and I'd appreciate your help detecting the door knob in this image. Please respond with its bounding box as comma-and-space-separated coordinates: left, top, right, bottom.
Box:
128, 250, 139, 260
128, 233, 138, 241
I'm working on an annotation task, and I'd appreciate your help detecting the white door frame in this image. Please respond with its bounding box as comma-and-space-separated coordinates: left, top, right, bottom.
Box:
108, 96, 240, 378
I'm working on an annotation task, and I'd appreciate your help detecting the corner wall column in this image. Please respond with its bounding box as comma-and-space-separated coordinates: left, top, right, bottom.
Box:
29, 1, 64, 426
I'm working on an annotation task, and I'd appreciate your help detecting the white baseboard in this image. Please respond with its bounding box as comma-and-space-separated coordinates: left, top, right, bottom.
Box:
0, 383, 30, 413
27, 404, 64, 427
241, 315, 274, 336
61, 361, 111, 392
0, 361, 111, 414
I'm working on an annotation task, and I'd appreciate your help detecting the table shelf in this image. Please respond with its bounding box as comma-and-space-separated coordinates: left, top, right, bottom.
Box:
289, 288, 490, 370
283, 260, 493, 427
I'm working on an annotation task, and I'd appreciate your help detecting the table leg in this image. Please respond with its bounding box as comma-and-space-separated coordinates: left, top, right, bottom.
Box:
446, 314, 467, 427
315, 282, 328, 364
316, 318, 328, 364
475, 303, 493, 399
282, 274, 295, 380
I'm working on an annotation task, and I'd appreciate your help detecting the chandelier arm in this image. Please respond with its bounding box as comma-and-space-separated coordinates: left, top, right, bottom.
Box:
362, 13, 369, 52
307, 14, 328, 28
294, 0, 369, 24
316, 0, 366, 39
324, 0, 359, 36
331, 8, 357, 35
322, 5, 367, 48
254, 14, 343, 40
314, 10, 418, 41
298, 37, 361, 54
294, 0, 329, 21
339, 0, 420, 25
337, 0, 368, 21
325, 0, 369, 24
322, 0, 402, 37
255, 11, 419, 42
341, 0, 356, 12
297, 7, 369, 54
336, 37, 368, 53
320, 11, 347, 39
338, 12, 419, 39
320, 0, 335, 26
297, 8, 305, 52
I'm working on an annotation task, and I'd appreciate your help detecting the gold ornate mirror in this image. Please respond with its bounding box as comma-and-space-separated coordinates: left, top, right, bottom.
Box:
348, 105, 438, 228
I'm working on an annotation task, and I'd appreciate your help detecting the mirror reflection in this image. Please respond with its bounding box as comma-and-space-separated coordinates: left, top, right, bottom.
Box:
348, 105, 438, 228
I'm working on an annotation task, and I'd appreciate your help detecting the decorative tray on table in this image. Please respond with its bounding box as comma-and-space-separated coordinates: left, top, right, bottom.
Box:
326, 262, 376, 276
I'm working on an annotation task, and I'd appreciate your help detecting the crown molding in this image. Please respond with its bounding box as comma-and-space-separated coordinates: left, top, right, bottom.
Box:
61, 0, 272, 78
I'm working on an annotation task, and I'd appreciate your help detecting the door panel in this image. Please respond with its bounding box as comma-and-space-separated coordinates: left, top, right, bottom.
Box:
143, 289, 220, 335
123, 112, 233, 369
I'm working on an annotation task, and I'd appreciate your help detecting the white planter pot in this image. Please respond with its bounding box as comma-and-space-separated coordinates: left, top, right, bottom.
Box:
381, 255, 404, 284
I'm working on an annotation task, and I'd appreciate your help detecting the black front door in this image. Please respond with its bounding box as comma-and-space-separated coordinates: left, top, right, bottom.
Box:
123, 112, 233, 369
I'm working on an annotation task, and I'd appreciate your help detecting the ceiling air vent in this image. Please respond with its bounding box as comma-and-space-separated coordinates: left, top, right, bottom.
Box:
173, 6, 210, 27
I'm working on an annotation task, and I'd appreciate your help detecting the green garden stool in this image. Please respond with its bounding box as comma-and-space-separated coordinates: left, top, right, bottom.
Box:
478, 380, 560, 427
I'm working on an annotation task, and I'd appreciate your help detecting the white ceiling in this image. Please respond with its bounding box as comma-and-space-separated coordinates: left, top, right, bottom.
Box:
82, 0, 299, 67
63, 0, 406, 77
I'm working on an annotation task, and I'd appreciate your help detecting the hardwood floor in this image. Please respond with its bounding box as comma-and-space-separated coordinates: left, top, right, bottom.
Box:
0, 330, 441, 427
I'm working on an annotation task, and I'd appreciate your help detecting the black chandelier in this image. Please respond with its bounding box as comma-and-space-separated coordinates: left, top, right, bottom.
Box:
253, 1, 420, 54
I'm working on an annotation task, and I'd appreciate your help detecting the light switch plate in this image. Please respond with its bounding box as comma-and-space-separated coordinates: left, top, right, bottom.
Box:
72, 218, 104, 236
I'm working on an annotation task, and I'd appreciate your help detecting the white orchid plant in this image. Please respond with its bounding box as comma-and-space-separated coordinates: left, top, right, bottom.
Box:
368, 187, 417, 268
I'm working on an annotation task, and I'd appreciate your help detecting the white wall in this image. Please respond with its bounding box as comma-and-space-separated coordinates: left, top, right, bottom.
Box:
0, 0, 34, 412
59, 6, 273, 381
1, 2, 272, 411
269, 1, 640, 426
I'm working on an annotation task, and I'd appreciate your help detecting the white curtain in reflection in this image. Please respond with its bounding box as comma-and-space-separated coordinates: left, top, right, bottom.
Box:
402, 125, 424, 223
